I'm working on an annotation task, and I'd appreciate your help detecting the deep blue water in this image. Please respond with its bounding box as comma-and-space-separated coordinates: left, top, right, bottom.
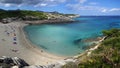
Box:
24, 16, 120, 56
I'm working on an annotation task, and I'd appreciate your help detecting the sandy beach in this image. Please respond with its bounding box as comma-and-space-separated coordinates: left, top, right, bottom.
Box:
0, 21, 65, 65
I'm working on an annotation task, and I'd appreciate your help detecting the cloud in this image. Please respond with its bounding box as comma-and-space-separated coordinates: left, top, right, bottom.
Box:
34, 3, 47, 7
109, 8, 120, 12
0, 0, 67, 7
101, 8, 108, 13
79, 0, 87, 4
100, 8, 120, 13
33, 0, 67, 7
40, 3, 47, 6
66, 1, 120, 13
66, 0, 100, 11
1, 0, 23, 4
66, 3, 101, 11
23, 0, 41, 5
66, 0, 120, 14
4, 3, 12, 7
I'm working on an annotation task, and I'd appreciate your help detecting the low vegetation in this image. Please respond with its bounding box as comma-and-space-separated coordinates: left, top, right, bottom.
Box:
0, 9, 47, 20
62, 28, 120, 68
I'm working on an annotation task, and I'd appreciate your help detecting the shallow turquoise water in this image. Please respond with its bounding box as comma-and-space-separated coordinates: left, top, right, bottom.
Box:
24, 16, 120, 56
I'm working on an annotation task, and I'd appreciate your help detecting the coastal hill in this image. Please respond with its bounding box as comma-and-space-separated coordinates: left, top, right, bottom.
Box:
45, 11, 79, 20
0, 9, 79, 24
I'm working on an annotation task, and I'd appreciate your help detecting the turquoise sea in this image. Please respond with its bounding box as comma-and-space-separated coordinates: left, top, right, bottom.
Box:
24, 16, 120, 56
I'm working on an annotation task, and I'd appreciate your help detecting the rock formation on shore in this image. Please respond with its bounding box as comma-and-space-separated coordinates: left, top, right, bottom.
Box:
0, 56, 77, 68
0, 56, 29, 68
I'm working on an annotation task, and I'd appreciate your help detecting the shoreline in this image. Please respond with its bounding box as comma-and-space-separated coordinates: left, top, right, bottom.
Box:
20, 23, 67, 58
73, 36, 106, 59
20, 22, 106, 59
0, 22, 66, 65
0, 21, 106, 66
18, 22, 67, 65
24, 19, 76, 25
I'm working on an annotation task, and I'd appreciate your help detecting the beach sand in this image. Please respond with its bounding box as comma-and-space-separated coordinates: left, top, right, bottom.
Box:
0, 22, 65, 65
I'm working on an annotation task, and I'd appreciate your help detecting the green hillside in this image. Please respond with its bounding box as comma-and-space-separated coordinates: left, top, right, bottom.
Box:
0, 9, 47, 20
63, 28, 120, 68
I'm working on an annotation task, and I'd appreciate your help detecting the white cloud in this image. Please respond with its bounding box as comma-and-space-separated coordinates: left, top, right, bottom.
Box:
100, 8, 120, 13
67, 2, 120, 13
66, 0, 120, 14
66, 0, 100, 11
67, 3, 101, 11
40, 3, 47, 6
101, 8, 108, 13
0, 3, 15, 7
4, 3, 12, 7
34, 3, 47, 7
1, 0, 23, 4
17, 4, 23, 7
0, 0, 68, 7
34, 0, 66, 7
109, 8, 120, 12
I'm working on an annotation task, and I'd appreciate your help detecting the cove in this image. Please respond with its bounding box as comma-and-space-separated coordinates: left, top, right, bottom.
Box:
24, 16, 120, 56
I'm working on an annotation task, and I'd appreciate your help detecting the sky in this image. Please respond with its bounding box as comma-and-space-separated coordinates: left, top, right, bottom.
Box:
0, 0, 120, 16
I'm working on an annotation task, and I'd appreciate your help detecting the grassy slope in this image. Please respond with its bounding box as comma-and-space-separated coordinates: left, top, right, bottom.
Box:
0, 9, 47, 20
63, 28, 120, 68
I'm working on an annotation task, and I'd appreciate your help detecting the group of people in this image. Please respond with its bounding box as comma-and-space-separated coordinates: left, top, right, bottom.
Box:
3, 25, 19, 52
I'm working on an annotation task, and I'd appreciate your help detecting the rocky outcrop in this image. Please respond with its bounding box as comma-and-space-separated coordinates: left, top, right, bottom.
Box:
1, 17, 21, 24
22, 16, 41, 21
24, 19, 77, 25
0, 56, 77, 68
0, 56, 29, 68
